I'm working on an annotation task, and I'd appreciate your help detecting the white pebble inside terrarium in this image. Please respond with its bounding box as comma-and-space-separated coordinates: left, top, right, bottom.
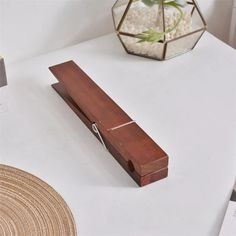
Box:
116, 2, 193, 59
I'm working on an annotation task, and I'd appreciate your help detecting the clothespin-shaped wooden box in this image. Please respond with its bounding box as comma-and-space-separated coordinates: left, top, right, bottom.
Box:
50, 61, 169, 187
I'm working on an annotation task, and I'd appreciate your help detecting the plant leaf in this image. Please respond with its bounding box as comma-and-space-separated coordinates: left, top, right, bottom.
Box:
136, 29, 164, 43
141, 0, 161, 7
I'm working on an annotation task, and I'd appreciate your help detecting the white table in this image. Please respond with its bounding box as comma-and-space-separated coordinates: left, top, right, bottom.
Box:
0, 33, 236, 236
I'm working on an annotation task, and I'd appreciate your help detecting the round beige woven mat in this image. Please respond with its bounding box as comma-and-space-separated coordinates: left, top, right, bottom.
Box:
0, 164, 77, 236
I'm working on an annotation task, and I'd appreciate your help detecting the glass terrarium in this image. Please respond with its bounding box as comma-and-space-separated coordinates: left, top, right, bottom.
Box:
112, 0, 207, 60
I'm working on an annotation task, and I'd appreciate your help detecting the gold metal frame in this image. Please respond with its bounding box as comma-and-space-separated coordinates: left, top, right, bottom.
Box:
112, 0, 207, 60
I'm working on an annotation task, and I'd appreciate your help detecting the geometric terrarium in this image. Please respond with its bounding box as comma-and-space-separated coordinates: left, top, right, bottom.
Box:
112, 0, 207, 60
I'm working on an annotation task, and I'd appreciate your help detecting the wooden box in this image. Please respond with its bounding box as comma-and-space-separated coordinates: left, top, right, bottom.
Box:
49, 61, 169, 186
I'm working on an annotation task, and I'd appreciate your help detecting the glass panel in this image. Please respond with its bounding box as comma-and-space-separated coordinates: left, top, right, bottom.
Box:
120, 35, 164, 60
165, 30, 204, 59
120, 1, 164, 35
191, 5, 205, 31
112, 0, 131, 30
164, 1, 205, 42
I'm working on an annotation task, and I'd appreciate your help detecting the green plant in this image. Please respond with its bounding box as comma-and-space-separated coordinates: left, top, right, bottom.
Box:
136, 0, 187, 43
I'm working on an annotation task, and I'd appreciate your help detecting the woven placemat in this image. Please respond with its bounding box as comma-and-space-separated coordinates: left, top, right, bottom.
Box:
0, 164, 77, 235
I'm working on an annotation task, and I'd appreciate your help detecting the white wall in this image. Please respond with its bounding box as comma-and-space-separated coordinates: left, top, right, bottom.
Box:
0, 0, 113, 64
198, 0, 234, 43
0, 0, 234, 64
229, 0, 236, 48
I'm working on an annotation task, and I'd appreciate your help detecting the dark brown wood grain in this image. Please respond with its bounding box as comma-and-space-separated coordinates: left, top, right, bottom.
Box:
50, 61, 169, 186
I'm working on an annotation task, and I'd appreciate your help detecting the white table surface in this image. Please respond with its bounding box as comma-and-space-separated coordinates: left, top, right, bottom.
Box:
0, 32, 236, 236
